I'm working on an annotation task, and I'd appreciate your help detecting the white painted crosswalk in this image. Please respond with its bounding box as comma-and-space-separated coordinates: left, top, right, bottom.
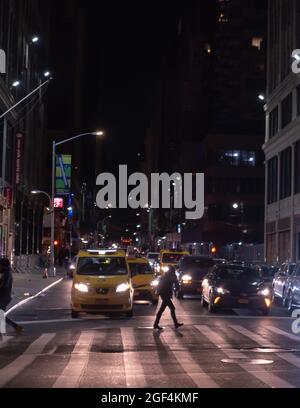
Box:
0, 324, 299, 388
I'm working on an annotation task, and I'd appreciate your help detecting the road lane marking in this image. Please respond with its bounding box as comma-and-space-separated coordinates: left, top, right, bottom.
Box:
161, 330, 219, 388
231, 325, 300, 372
266, 325, 300, 342
195, 325, 294, 388
5, 278, 64, 317
52, 331, 94, 388
121, 328, 147, 388
0, 333, 55, 388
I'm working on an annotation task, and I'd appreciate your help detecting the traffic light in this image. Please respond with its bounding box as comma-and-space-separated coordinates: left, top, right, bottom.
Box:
211, 246, 217, 255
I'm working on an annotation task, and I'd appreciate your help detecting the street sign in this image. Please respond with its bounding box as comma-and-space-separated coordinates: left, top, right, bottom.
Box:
56, 155, 71, 195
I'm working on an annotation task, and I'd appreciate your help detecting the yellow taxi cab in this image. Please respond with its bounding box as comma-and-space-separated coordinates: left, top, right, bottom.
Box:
127, 256, 159, 304
157, 249, 189, 275
71, 249, 134, 318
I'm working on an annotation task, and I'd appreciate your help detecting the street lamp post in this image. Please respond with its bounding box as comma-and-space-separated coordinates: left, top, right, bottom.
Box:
51, 131, 104, 273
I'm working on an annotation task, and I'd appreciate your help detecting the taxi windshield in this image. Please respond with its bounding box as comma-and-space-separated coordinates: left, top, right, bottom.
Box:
129, 263, 153, 276
77, 257, 127, 276
162, 253, 183, 263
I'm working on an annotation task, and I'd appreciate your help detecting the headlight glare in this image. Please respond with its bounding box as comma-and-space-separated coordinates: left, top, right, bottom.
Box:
116, 283, 130, 293
74, 283, 89, 293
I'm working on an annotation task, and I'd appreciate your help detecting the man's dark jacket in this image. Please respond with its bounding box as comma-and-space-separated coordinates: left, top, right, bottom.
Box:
157, 271, 179, 299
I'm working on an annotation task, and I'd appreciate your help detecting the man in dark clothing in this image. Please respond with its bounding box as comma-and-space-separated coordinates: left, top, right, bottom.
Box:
153, 266, 184, 330
0, 258, 24, 334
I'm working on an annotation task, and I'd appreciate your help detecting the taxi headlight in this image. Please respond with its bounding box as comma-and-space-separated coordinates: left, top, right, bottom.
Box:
74, 283, 89, 293
70, 264, 76, 270
216, 287, 230, 295
116, 283, 130, 293
258, 288, 270, 297
182, 274, 192, 283
151, 279, 159, 287
162, 266, 169, 273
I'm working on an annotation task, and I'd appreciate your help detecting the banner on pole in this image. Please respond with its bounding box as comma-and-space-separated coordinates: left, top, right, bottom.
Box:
56, 155, 72, 195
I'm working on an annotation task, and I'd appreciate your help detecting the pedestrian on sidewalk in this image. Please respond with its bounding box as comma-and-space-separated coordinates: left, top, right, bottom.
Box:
0, 258, 24, 335
153, 266, 184, 331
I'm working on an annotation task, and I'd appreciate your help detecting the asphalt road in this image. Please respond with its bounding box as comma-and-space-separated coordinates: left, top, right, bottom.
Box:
1, 278, 300, 388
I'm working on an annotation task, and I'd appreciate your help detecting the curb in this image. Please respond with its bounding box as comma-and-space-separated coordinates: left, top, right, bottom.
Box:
5, 278, 64, 317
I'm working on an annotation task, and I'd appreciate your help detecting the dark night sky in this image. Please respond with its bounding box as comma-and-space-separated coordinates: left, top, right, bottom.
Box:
84, 0, 183, 174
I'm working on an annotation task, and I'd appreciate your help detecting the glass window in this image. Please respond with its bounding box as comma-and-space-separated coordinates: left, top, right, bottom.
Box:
280, 147, 292, 199
251, 37, 263, 50
129, 263, 152, 276
216, 150, 256, 167
269, 107, 278, 138
281, 93, 292, 128
77, 257, 127, 276
295, 141, 300, 194
267, 157, 278, 204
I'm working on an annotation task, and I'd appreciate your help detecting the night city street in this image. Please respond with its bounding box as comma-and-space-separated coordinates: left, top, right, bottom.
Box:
1, 278, 300, 389
1, 0, 300, 400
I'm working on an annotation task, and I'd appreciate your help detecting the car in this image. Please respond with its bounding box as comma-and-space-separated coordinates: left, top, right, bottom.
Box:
272, 262, 297, 306
158, 249, 190, 275
176, 256, 215, 299
282, 263, 300, 311
71, 249, 134, 319
256, 265, 278, 292
201, 264, 272, 315
127, 256, 159, 304
146, 252, 160, 268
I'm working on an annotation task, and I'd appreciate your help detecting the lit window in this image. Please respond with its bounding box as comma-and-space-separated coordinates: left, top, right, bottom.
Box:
252, 37, 263, 50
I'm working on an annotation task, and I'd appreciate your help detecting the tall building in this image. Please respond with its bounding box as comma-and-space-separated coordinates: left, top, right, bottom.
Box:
0, 0, 51, 260
264, 0, 300, 264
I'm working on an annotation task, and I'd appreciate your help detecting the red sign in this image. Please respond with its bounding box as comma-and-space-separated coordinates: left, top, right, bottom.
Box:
54, 198, 63, 208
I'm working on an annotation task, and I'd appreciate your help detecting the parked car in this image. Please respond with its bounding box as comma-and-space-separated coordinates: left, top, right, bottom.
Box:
201, 264, 272, 315
282, 263, 300, 311
175, 256, 215, 299
272, 262, 297, 306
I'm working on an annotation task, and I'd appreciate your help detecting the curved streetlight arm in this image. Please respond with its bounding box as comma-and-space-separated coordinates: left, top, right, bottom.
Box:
31, 190, 52, 206
55, 132, 98, 147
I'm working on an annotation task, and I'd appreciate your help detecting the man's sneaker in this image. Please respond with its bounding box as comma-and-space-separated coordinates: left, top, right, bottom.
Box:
175, 323, 184, 329
153, 325, 163, 331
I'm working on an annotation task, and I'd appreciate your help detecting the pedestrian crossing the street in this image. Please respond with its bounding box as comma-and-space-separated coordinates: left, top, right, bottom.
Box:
0, 324, 300, 388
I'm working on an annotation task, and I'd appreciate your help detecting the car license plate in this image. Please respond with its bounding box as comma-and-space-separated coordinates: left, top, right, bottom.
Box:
95, 299, 108, 304
238, 299, 249, 304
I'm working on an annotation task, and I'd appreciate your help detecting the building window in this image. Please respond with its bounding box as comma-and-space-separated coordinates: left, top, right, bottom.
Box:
281, 93, 292, 128
269, 106, 278, 138
297, 85, 300, 117
216, 150, 256, 167
295, 141, 300, 194
280, 147, 292, 200
267, 157, 278, 204
251, 37, 263, 50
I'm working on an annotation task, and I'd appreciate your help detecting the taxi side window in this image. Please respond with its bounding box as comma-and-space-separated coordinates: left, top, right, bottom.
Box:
295, 265, 300, 277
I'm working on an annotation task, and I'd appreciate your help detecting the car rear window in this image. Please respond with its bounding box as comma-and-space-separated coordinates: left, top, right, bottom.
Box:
129, 263, 153, 276
77, 257, 127, 276
216, 267, 261, 281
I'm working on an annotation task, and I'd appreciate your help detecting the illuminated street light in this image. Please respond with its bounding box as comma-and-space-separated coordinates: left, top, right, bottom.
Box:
43, 71, 51, 78
31, 36, 39, 43
12, 80, 20, 87
233, 203, 239, 209
258, 94, 265, 101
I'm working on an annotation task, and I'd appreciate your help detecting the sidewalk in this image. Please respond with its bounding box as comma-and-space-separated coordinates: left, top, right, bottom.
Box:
9, 266, 66, 310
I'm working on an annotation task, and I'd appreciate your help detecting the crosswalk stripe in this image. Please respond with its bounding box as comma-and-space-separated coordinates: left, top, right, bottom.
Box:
0, 333, 55, 388
121, 328, 147, 388
161, 331, 219, 388
266, 326, 300, 342
195, 325, 295, 388
231, 325, 300, 371
53, 331, 94, 388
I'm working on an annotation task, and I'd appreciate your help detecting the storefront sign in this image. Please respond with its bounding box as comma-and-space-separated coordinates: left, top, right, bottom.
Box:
15, 133, 24, 186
